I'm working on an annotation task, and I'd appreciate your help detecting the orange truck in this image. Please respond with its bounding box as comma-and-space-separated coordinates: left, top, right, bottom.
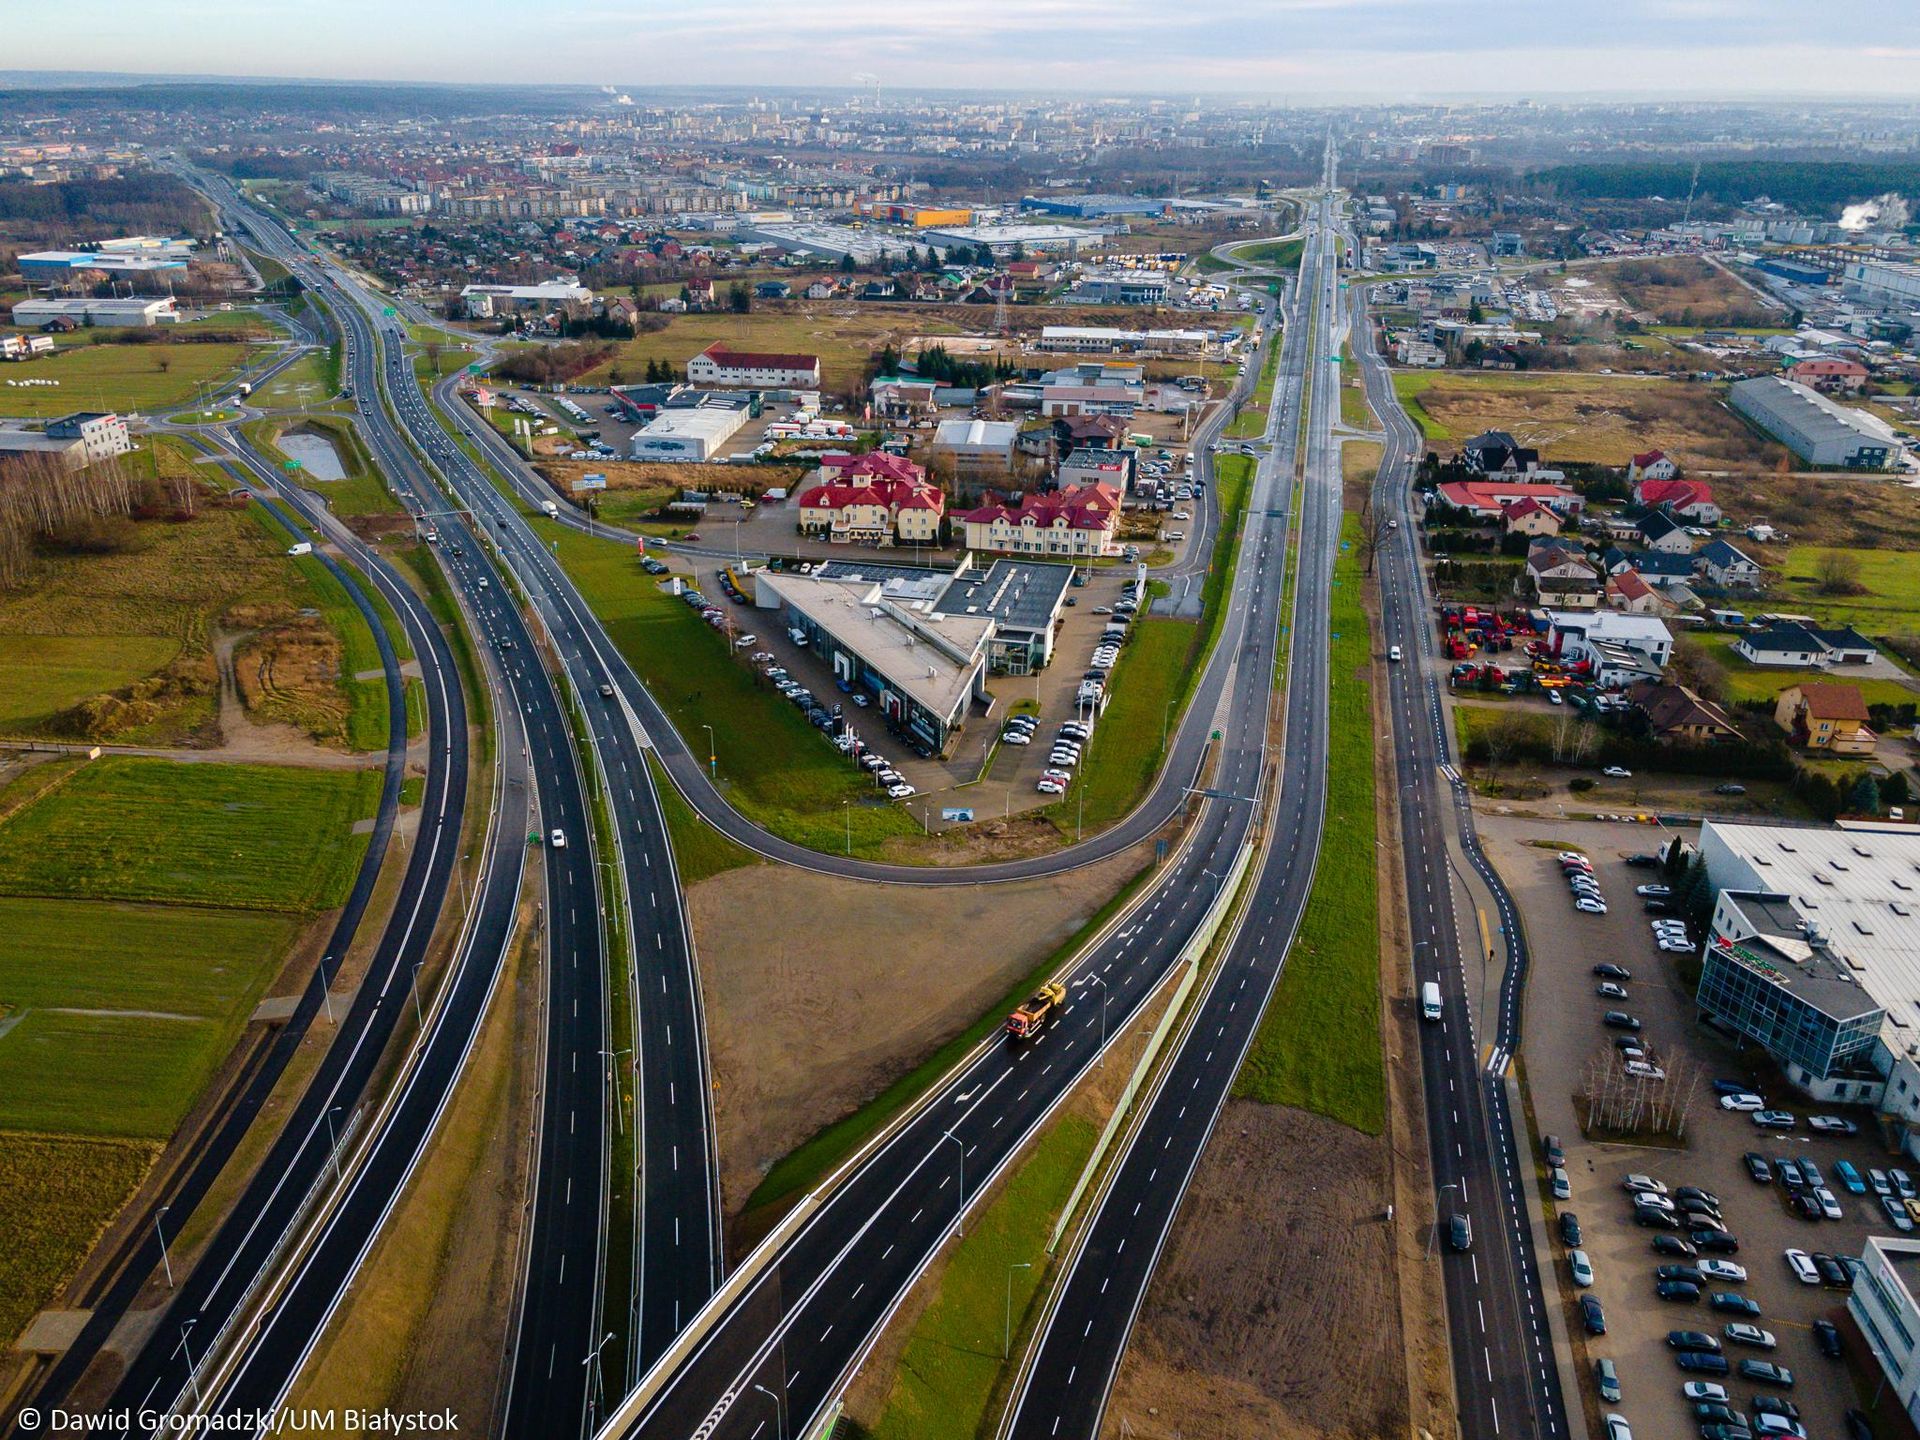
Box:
1006, 982, 1068, 1039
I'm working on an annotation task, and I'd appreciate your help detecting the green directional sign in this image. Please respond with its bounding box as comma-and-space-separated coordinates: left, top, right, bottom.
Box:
1212, 729, 1222, 741
468, 363, 485, 374
283, 459, 302, 471
383, 306, 396, 316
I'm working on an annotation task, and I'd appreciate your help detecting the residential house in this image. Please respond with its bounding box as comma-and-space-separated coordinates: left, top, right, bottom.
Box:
1815, 626, 1880, 665
1625, 681, 1744, 744
1774, 683, 1876, 755
1600, 548, 1696, 584
754, 280, 792, 300
1786, 358, 1869, 393
857, 280, 896, 301
955, 481, 1122, 558
932, 418, 1022, 489
684, 275, 715, 309
1628, 449, 1680, 484
1462, 429, 1541, 475
1636, 510, 1694, 555
1635, 477, 1722, 524
1734, 621, 1834, 667
804, 280, 839, 300
1607, 568, 1674, 616
868, 377, 939, 422
1052, 414, 1131, 451
1433, 479, 1583, 522
1501, 496, 1561, 537
1697, 539, 1763, 589
1547, 610, 1675, 684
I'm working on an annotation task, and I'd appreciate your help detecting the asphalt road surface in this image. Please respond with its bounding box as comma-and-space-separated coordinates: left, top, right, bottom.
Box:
1005, 178, 1344, 1440
1355, 264, 1572, 1439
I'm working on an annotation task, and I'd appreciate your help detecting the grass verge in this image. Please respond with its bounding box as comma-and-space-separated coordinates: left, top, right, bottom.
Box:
1233, 513, 1385, 1133
644, 751, 759, 885
0, 1133, 157, 1346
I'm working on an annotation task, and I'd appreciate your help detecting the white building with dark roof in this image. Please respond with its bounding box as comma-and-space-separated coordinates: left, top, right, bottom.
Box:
1729, 376, 1901, 470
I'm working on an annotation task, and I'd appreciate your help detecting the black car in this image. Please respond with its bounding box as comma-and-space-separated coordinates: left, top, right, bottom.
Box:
1593, 963, 1633, 980
1680, 1197, 1724, 1220
1559, 1211, 1582, 1246
1776, 1158, 1805, 1188
1603, 1011, 1643, 1030
1743, 1153, 1774, 1184
1692, 1231, 1740, 1254
1657, 1280, 1702, 1302
1813, 1320, 1844, 1358
1814, 1252, 1851, 1287
1694, 1402, 1749, 1427
1738, 1360, 1794, 1388
1788, 1190, 1823, 1221
1448, 1213, 1472, 1251
1636, 1207, 1682, 1229
1669, 1330, 1722, 1352
1653, 1234, 1699, 1258
1753, 1397, 1801, 1422
1644, 899, 1674, 914
1657, 1264, 1706, 1285
1581, 1294, 1606, 1335
1710, 1291, 1761, 1318
1676, 1186, 1722, 1207
1699, 1425, 1753, 1440
1676, 1351, 1730, 1376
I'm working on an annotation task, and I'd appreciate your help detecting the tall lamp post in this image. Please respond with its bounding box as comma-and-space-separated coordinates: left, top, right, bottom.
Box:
702, 723, 716, 779
1004, 1261, 1034, 1358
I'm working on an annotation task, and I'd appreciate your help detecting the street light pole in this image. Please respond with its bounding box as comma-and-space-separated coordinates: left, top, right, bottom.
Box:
1005, 1261, 1034, 1358
751, 1383, 787, 1440
155, 1205, 174, 1289
601, 1047, 633, 1136
177, 1320, 201, 1404
942, 1129, 966, 1238
702, 723, 716, 779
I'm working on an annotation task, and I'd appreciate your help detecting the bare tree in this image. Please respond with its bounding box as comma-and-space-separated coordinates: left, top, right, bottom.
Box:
1353, 494, 1389, 577
1817, 549, 1863, 595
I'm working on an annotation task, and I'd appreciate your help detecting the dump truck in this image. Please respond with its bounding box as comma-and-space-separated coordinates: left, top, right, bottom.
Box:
1006, 982, 1067, 1039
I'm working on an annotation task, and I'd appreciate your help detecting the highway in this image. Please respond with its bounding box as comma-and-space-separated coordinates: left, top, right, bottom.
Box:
590, 157, 1343, 1440
192, 169, 721, 1426
1354, 266, 1571, 1437
1003, 168, 1344, 1440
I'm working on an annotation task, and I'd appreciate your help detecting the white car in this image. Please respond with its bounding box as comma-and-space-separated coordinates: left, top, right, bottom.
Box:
1603, 1415, 1632, 1440
549, 828, 567, 849
1037, 779, 1065, 795
1597, 982, 1628, 999
1623, 1174, 1668, 1195
1727, 1323, 1778, 1351
1389, 645, 1403, 662
1603, 766, 1633, 779
1659, 940, 1694, 954
887, 783, 916, 800
1720, 1092, 1766, 1112
1042, 769, 1073, 783
1682, 1382, 1729, 1403
1001, 732, 1031, 746
1699, 1259, 1746, 1282
1575, 898, 1608, 914
1784, 1248, 1820, 1285
1814, 1187, 1843, 1220
1570, 1249, 1594, 1286
1557, 852, 1589, 865
1624, 1061, 1667, 1081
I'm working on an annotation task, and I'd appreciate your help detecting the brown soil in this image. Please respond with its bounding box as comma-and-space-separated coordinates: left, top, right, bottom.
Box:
533, 457, 811, 502
1607, 256, 1779, 329
1101, 1101, 1407, 1440
688, 844, 1150, 1220
1712, 470, 1920, 550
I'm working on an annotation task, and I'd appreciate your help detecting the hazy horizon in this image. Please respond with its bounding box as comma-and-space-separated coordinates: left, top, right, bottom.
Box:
7, 0, 1917, 101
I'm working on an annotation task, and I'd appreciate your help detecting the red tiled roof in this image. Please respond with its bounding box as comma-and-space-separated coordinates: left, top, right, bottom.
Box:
1638, 478, 1713, 510
697, 343, 819, 371
960, 482, 1120, 533
1631, 449, 1670, 468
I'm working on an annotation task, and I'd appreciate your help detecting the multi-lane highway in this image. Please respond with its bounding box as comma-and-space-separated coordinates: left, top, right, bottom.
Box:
590, 157, 1346, 1440
1004, 177, 1344, 1440
1355, 267, 1571, 1437
193, 168, 725, 1425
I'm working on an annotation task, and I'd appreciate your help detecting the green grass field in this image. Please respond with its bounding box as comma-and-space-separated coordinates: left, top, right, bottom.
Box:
251, 352, 336, 409
1224, 340, 1281, 439
0, 342, 261, 417
537, 522, 919, 855
644, 753, 759, 885
868, 1115, 1098, 1440
1049, 620, 1192, 834
1770, 547, 1920, 636
0, 1133, 155, 1348
0, 633, 182, 734
0, 756, 378, 912
1230, 237, 1305, 270
1234, 515, 1385, 1133
1691, 633, 1918, 708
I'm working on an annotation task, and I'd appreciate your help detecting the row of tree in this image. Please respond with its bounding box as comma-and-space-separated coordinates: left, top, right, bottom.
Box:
0, 452, 193, 592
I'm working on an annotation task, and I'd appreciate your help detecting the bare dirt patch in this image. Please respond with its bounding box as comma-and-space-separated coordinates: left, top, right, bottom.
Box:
689, 844, 1150, 1218
1101, 1100, 1406, 1440
1607, 255, 1779, 329
1712, 469, 1920, 550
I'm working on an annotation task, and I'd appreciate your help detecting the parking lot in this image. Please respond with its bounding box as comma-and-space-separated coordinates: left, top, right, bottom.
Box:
1480, 813, 1894, 1440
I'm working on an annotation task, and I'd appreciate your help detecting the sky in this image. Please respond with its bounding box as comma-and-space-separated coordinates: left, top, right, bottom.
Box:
9, 0, 1919, 98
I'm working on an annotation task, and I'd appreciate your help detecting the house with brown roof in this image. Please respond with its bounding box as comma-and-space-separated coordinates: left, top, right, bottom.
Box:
1501, 496, 1561, 537
1606, 567, 1675, 616
1625, 681, 1744, 744
1774, 682, 1876, 755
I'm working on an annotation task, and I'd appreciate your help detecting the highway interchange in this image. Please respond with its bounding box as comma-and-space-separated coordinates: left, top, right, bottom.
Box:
16, 145, 1569, 1440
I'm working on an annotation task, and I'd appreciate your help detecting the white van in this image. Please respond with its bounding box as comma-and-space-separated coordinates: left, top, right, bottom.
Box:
1421, 981, 1442, 1021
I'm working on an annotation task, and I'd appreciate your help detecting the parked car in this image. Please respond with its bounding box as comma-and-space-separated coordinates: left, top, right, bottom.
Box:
1698, 1259, 1746, 1282
1808, 1115, 1859, 1135
1597, 982, 1629, 999
1624, 1174, 1669, 1195
1683, 1381, 1731, 1403
1709, 1291, 1761, 1318
1693, 1231, 1741, 1253
1836, 1159, 1867, 1194
1871, 1168, 1895, 1196
1658, 1264, 1706, 1285
1653, 1234, 1698, 1258
1603, 766, 1633, 778
1668, 1330, 1721, 1352
1581, 1294, 1606, 1334
1637, 884, 1673, 898
1604, 1012, 1643, 1031
1656, 1279, 1701, 1302
1594, 1357, 1621, 1403
1783, 1249, 1820, 1285
1882, 1195, 1915, 1232
1603, 1416, 1631, 1440
1675, 1352, 1730, 1376
1725, 1323, 1777, 1350
1559, 1211, 1582, 1246
1593, 963, 1633, 979
1751, 1111, 1796, 1130
1813, 1252, 1850, 1286
1738, 1360, 1794, 1389
1742, 1153, 1774, 1184
1813, 1320, 1844, 1358
1570, 1249, 1594, 1286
